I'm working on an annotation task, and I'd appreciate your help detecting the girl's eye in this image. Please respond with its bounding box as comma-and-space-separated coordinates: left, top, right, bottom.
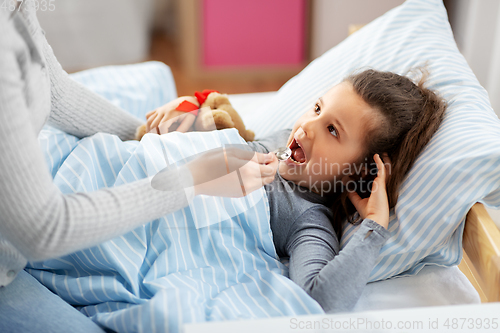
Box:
315, 103, 338, 137
328, 125, 338, 137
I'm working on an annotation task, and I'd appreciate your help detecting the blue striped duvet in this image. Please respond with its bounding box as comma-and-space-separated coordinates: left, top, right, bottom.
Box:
26, 62, 323, 332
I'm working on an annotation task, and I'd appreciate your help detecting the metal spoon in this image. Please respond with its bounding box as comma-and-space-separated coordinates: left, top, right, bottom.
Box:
273, 147, 291, 161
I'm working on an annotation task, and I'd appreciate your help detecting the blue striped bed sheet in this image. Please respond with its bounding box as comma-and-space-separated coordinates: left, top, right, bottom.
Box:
26, 62, 323, 333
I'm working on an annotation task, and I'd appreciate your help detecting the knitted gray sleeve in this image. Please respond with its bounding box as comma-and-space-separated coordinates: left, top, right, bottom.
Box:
0, 8, 194, 267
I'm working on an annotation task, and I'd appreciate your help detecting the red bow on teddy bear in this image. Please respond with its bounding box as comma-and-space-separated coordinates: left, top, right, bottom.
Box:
175, 90, 219, 116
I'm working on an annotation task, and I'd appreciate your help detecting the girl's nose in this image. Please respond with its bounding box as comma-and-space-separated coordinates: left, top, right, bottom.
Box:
300, 118, 315, 139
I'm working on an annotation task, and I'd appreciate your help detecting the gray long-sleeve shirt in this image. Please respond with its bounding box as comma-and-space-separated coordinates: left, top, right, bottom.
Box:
0, 4, 193, 287
248, 129, 390, 313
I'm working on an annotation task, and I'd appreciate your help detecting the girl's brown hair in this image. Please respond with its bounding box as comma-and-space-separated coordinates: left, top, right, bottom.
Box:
331, 68, 447, 236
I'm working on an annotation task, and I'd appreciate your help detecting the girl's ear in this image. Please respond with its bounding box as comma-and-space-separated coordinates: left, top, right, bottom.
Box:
381, 152, 391, 163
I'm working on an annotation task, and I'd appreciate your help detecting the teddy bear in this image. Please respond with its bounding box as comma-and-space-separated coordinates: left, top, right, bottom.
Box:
134, 90, 255, 142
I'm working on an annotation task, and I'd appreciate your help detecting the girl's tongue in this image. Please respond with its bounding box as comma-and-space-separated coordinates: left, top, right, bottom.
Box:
292, 146, 306, 163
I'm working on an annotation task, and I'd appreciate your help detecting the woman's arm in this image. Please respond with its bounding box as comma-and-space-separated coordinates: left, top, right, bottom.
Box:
0, 29, 194, 261
1, 9, 277, 267
287, 210, 390, 313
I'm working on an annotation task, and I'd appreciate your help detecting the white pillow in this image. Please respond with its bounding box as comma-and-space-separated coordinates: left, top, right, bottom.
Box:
244, 0, 500, 281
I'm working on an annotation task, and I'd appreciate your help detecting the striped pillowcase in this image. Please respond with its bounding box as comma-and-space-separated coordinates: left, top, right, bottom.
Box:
244, 0, 500, 281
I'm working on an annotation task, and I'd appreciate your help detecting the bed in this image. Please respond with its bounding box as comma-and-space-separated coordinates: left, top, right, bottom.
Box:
25, 0, 500, 332
27, 83, 486, 333
459, 203, 500, 302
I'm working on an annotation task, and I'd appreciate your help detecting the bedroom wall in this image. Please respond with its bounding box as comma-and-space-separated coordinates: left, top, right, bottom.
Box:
445, 0, 500, 118
310, 0, 405, 60
37, 0, 155, 72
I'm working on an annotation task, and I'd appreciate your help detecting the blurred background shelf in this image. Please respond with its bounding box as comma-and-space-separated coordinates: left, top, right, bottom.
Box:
175, 0, 308, 80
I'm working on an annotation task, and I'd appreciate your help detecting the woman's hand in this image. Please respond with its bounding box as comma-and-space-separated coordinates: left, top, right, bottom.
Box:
146, 96, 199, 134
345, 154, 390, 229
186, 146, 278, 198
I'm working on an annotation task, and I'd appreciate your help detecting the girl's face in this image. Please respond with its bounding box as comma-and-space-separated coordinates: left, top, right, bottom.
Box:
279, 82, 378, 194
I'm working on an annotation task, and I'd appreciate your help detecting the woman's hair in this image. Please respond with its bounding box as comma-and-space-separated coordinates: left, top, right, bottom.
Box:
331, 68, 447, 236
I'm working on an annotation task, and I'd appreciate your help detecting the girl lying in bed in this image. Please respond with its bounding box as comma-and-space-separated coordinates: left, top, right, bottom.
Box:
147, 68, 446, 313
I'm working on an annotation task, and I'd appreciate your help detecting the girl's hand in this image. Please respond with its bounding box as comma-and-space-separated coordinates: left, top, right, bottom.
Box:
345, 154, 390, 229
186, 147, 278, 198
146, 96, 199, 134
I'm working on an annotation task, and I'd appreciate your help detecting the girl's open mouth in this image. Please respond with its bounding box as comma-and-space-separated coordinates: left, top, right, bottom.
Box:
287, 137, 307, 165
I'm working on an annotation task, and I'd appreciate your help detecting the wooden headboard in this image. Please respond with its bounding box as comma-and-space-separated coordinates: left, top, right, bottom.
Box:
458, 203, 500, 302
